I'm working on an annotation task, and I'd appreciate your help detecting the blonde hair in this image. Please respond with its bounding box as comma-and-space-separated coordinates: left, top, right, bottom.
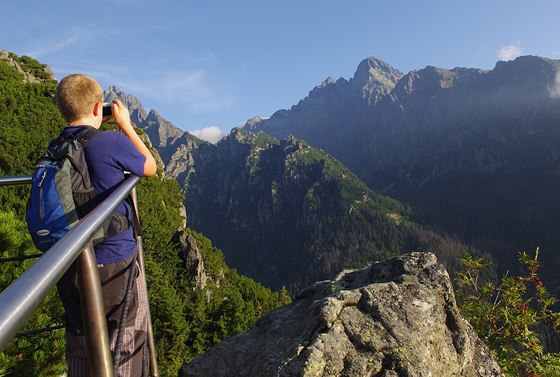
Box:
56, 74, 103, 123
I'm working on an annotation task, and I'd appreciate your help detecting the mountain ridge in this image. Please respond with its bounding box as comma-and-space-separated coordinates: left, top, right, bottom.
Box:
244, 54, 560, 286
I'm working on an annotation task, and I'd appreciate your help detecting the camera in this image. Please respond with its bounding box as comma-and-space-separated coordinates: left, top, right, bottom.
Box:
102, 105, 112, 117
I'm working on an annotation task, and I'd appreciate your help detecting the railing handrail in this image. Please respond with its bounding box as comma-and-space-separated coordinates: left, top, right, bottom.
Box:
0, 175, 32, 186
0, 174, 141, 351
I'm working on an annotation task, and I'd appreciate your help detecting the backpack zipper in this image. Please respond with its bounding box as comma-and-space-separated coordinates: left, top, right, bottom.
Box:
38, 170, 47, 187
38, 170, 47, 222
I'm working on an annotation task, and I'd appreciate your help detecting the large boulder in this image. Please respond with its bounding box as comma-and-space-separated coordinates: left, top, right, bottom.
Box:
180, 252, 502, 376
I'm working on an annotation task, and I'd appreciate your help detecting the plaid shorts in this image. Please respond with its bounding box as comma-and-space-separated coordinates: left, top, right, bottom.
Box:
58, 254, 149, 376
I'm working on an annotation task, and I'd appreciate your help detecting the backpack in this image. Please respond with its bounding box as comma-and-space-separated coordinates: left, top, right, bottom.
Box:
26, 127, 129, 252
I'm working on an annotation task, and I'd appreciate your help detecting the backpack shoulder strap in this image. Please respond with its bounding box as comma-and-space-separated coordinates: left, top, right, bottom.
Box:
47, 126, 102, 153
53, 126, 102, 188
74, 126, 103, 146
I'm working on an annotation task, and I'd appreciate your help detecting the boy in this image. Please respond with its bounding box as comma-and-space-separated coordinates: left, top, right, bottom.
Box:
54, 74, 156, 376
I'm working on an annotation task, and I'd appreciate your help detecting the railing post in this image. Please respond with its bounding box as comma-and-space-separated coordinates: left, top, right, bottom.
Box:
77, 242, 114, 377
130, 187, 159, 377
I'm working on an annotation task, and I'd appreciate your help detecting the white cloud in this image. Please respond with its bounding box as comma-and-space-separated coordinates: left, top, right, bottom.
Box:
498, 44, 522, 61
189, 126, 227, 144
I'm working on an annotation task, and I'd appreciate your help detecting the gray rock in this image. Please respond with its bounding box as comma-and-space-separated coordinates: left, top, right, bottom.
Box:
351, 56, 404, 105
245, 115, 266, 130
180, 252, 502, 377
173, 230, 207, 291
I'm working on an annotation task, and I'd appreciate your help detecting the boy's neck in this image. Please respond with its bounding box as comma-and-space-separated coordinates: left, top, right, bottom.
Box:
68, 117, 101, 129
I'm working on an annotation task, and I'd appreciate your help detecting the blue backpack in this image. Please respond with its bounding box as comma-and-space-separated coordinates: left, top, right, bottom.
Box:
26, 127, 129, 252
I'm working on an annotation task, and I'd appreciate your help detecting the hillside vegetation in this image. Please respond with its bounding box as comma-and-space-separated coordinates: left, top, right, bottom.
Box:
181, 128, 479, 291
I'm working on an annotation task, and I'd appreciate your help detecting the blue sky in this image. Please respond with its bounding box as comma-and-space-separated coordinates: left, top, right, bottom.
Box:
2, 1, 559, 142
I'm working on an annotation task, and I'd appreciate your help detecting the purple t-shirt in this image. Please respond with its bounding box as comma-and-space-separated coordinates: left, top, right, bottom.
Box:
62, 126, 146, 264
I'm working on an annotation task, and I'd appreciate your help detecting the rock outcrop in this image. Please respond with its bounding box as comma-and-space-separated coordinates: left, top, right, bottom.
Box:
180, 252, 502, 377
173, 230, 207, 291
0, 50, 56, 83
138, 132, 165, 174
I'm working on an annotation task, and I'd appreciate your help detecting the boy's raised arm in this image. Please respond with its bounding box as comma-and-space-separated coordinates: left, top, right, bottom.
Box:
111, 99, 157, 177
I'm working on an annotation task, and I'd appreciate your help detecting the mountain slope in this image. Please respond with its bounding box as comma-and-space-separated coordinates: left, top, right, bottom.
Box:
177, 128, 472, 290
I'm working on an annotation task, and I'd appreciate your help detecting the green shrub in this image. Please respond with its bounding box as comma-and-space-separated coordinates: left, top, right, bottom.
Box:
456, 248, 560, 376
0, 211, 66, 376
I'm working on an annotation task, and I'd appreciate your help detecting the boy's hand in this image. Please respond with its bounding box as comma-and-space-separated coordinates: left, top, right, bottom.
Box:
111, 99, 134, 132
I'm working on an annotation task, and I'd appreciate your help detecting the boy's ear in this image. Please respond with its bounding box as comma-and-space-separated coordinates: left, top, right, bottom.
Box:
93, 102, 102, 116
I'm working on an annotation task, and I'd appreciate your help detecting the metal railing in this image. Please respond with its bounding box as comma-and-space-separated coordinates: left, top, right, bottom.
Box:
0, 175, 32, 186
0, 174, 159, 376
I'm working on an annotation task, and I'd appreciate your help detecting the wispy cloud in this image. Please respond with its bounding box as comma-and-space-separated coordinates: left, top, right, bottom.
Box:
189, 126, 227, 144
50, 53, 236, 133
119, 69, 235, 114
498, 44, 522, 61
25, 36, 80, 57
24, 27, 102, 58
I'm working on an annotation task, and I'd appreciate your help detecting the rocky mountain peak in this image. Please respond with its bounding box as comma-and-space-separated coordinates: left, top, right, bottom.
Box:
104, 85, 123, 97
350, 56, 404, 104
144, 110, 189, 139
103, 86, 148, 126
245, 115, 264, 128
495, 54, 559, 71
141, 109, 185, 150
353, 57, 399, 80
146, 109, 163, 122
393, 65, 457, 96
